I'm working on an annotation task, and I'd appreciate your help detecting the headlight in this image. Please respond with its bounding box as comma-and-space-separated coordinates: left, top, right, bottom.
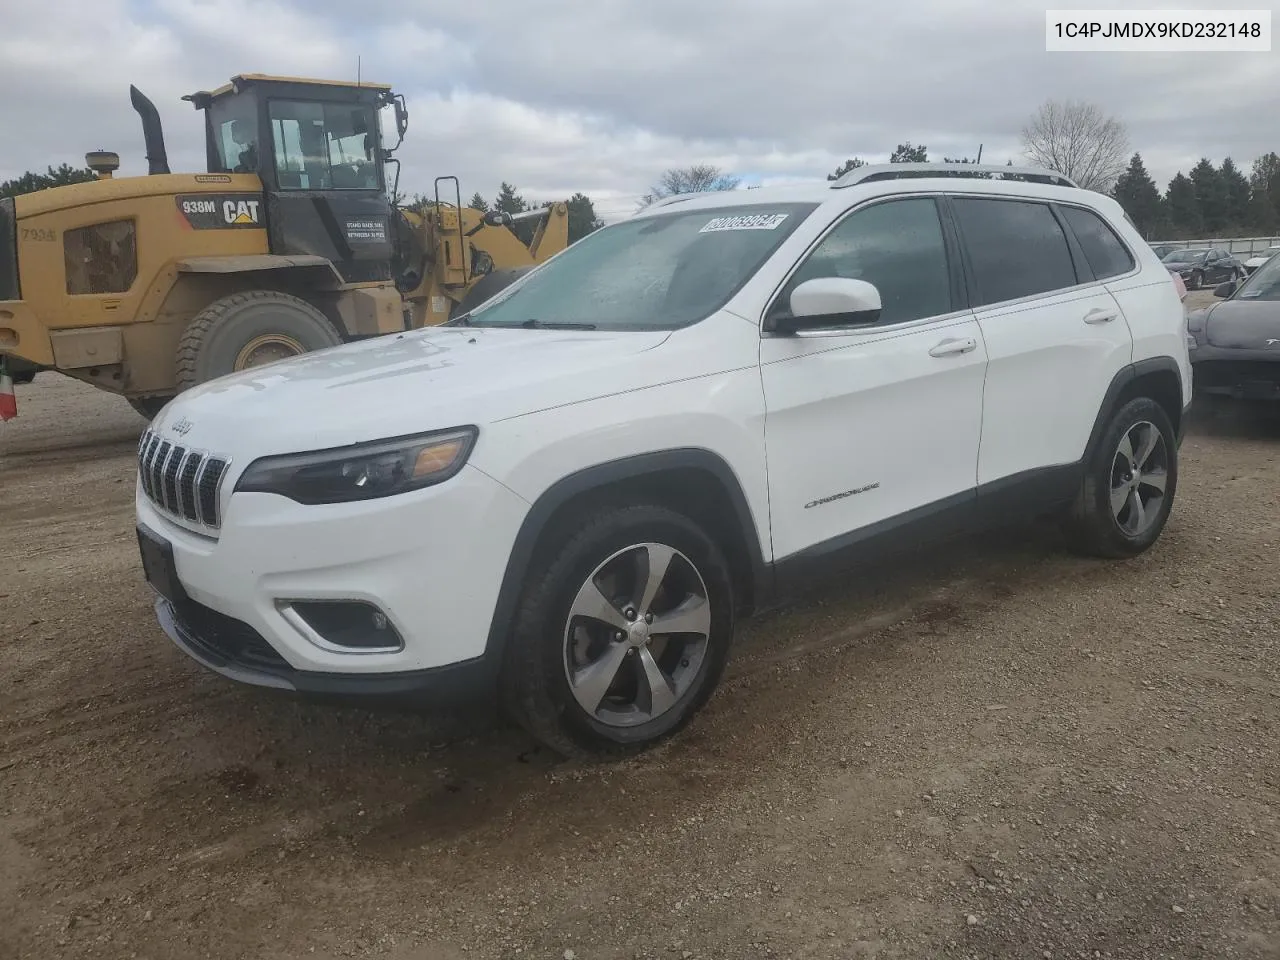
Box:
235, 427, 478, 504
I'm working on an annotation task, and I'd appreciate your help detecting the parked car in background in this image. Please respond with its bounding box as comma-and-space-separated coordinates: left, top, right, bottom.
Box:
1243, 245, 1280, 276
1185, 252, 1280, 406
1162, 247, 1247, 290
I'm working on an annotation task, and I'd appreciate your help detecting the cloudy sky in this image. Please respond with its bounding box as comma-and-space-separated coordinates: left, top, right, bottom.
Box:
3, 0, 1276, 221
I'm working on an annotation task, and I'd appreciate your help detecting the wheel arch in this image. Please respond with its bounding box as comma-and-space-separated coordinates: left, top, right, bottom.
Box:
482, 448, 772, 664
1083, 357, 1187, 465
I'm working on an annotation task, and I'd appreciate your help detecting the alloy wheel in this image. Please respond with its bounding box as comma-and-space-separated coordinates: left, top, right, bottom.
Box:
562, 542, 711, 728
1109, 420, 1169, 537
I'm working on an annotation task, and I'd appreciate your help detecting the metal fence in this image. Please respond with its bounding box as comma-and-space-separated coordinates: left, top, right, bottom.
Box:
1148, 236, 1280, 258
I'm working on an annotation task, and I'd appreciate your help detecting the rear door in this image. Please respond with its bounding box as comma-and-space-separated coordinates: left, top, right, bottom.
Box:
948, 194, 1133, 493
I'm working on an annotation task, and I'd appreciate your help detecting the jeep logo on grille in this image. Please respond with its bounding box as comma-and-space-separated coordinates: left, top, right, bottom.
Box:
171, 417, 193, 436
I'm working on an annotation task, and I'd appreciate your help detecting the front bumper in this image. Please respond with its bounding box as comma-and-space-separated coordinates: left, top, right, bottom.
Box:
136, 461, 531, 698
1190, 345, 1280, 401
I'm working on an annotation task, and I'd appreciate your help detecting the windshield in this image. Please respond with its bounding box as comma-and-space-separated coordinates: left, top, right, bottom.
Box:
460, 202, 819, 330
1234, 252, 1280, 301
1163, 249, 1206, 263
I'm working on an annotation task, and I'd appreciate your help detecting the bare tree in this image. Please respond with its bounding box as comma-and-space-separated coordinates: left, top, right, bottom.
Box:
1020, 99, 1130, 193
638, 164, 741, 208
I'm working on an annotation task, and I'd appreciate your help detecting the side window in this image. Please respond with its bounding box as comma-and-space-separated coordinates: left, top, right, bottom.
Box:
775, 197, 953, 325
64, 220, 137, 295
1059, 205, 1136, 280
952, 197, 1078, 306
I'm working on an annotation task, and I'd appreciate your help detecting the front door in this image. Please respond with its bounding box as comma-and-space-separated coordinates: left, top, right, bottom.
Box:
759, 195, 988, 563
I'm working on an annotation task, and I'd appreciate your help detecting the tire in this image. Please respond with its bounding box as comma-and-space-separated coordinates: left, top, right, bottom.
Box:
499, 503, 736, 759
1063, 397, 1178, 559
1188, 270, 1203, 291
176, 290, 343, 391
127, 396, 171, 420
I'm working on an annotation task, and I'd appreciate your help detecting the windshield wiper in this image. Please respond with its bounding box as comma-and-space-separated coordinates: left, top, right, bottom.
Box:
518, 318, 598, 330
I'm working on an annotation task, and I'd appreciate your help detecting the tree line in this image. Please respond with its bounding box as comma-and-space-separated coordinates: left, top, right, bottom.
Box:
1, 163, 97, 199
1112, 152, 1280, 240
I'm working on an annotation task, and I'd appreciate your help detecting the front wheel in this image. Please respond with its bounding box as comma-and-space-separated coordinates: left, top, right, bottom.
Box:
1063, 397, 1178, 559
500, 503, 736, 759
176, 290, 343, 391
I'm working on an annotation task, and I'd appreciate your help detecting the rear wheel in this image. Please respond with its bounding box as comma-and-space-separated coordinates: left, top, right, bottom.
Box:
1188, 270, 1203, 290
176, 290, 343, 391
1063, 397, 1178, 559
500, 503, 736, 759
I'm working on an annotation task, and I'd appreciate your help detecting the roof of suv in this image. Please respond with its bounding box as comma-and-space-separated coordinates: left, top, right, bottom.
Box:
631, 163, 1096, 219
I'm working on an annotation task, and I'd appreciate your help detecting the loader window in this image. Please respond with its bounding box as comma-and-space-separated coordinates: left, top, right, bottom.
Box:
462, 202, 819, 330
207, 94, 261, 174
267, 100, 379, 191
64, 220, 137, 295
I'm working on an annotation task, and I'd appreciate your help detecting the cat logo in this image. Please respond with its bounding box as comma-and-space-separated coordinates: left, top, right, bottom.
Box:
223, 199, 261, 225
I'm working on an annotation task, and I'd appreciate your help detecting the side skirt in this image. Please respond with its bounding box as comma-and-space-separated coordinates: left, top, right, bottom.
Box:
769, 463, 1082, 604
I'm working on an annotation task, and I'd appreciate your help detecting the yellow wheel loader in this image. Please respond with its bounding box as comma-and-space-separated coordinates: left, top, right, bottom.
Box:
0, 74, 567, 418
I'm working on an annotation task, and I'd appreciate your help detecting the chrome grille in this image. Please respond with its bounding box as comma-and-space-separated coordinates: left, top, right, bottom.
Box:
137, 429, 231, 530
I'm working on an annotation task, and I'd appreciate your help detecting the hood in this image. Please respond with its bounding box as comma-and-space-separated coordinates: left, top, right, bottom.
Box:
150, 325, 672, 458
1202, 297, 1280, 349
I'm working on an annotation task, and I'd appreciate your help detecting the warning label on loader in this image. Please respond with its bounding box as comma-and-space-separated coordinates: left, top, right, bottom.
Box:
343, 217, 388, 244
176, 194, 263, 230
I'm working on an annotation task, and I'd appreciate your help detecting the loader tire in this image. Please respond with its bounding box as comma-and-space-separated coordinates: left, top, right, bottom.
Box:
176, 290, 343, 391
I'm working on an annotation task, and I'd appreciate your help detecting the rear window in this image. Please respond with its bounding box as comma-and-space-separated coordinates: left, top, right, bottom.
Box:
1059, 205, 1135, 280
951, 197, 1078, 306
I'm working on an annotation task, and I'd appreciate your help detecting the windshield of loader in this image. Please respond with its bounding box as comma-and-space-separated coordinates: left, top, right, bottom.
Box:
266, 99, 380, 190
461, 202, 819, 331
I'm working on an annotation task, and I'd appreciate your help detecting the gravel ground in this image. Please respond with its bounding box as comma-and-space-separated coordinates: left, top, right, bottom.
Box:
3, 307, 1279, 960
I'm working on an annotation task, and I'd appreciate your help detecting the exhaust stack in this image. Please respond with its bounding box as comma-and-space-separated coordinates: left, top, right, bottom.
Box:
129, 85, 171, 175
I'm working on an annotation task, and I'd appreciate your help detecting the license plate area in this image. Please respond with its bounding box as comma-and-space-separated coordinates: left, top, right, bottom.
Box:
137, 524, 185, 606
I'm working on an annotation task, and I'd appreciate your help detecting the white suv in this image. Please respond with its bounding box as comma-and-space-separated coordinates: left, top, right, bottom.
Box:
135, 163, 1191, 757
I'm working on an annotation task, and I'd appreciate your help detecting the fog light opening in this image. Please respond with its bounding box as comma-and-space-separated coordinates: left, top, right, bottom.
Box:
284, 600, 404, 652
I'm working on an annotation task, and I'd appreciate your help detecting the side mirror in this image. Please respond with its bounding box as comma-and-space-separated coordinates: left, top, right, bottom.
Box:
395, 99, 409, 140
775, 278, 882, 334
1213, 280, 1238, 298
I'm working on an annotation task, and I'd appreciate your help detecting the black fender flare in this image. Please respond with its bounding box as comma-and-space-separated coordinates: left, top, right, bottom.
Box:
480, 448, 771, 666
1082, 356, 1187, 464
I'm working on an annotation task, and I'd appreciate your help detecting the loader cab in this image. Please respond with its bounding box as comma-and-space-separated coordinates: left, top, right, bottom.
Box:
184, 74, 407, 283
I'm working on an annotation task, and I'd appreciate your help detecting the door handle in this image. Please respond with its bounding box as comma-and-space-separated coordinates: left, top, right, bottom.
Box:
928, 337, 977, 357
1083, 308, 1118, 325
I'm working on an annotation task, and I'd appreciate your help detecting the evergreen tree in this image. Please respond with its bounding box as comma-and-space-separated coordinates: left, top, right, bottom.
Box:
890, 142, 928, 163
564, 192, 603, 244
468, 192, 489, 213
1165, 173, 1201, 234
1188, 158, 1226, 232
1249, 152, 1280, 231
493, 182, 527, 216
827, 158, 865, 181
1111, 153, 1164, 237
1219, 158, 1251, 227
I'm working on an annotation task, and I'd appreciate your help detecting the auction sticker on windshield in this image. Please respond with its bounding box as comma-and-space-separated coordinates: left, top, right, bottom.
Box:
699, 213, 790, 233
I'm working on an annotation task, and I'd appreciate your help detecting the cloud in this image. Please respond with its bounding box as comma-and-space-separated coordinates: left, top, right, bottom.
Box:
1, 0, 1276, 223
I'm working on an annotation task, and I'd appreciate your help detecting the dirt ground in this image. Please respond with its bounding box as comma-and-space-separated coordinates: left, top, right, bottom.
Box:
4, 302, 1280, 960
